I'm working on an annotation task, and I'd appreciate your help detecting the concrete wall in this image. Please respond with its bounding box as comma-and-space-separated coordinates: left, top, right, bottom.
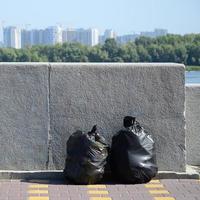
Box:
0, 63, 49, 170
0, 63, 186, 172
186, 84, 200, 166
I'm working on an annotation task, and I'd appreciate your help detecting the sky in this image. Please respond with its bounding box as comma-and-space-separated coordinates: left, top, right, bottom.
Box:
0, 0, 199, 40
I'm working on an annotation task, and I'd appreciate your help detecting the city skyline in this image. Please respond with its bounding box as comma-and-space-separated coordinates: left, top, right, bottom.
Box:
2, 25, 168, 48
0, 0, 199, 40
0, 24, 169, 43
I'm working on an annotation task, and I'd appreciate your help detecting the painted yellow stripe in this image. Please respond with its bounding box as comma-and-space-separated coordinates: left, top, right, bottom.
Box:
145, 184, 164, 188
154, 197, 175, 200
28, 190, 48, 194
90, 198, 112, 200
29, 185, 48, 188
149, 190, 170, 194
149, 180, 160, 183
88, 190, 109, 195
28, 197, 49, 200
87, 185, 107, 189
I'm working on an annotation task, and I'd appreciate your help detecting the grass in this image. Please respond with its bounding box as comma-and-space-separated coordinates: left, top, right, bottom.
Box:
186, 66, 200, 71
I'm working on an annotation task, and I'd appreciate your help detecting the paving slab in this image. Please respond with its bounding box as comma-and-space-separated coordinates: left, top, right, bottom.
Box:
1, 179, 200, 200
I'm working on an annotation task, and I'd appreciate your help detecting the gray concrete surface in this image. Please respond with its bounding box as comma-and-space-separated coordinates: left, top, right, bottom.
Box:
0, 63, 186, 173
186, 84, 200, 165
0, 165, 199, 180
0, 63, 49, 170
1, 179, 200, 200
50, 63, 185, 172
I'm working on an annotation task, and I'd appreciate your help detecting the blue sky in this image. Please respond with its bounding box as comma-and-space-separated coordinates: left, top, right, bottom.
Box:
0, 0, 199, 36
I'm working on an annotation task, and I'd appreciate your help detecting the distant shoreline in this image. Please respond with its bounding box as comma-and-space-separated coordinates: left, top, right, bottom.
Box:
186, 66, 200, 71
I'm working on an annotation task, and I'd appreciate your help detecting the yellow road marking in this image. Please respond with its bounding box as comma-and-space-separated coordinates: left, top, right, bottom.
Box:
87, 185, 107, 189
88, 190, 109, 195
154, 197, 175, 200
28, 197, 49, 200
90, 198, 112, 200
28, 190, 48, 194
149, 180, 160, 183
145, 184, 164, 188
29, 185, 48, 188
149, 190, 170, 194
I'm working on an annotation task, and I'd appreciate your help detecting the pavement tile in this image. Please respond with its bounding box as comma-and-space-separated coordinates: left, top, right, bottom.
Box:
28, 197, 49, 200
149, 190, 170, 194
89, 198, 112, 200
88, 190, 109, 195
145, 184, 164, 188
87, 185, 107, 189
0, 179, 200, 200
154, 198, 175, 200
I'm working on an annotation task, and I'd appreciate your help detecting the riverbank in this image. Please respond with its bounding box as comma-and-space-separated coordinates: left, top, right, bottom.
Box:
186, 66, 200, 71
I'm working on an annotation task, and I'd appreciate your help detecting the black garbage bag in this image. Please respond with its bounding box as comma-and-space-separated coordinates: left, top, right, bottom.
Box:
110, 116, 158, 184
64, 125, 108, 184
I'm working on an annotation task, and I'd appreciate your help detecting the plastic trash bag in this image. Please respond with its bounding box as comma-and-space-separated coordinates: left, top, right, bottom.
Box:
64, 125, 108, 184
110, 116, 158, 184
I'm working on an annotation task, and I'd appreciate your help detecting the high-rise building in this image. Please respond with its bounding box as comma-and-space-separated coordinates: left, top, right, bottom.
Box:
90, 28, 99, 46
117, 34, 139, 44
0, 41, 4, 47
140, 29, 168, 38
62, 28, 78, 43
21, 29, 31, 48
99, 29, 116, 44
99, 35, 105, 44
154, 29, 168, 37
44, 26, 62, 45
104, 29, 116, 39
62, 29, 68, 43
30, 29, 44, 46
76, 28, 98, 46
62, 28, 99, 46
3, 26, 21, 48
2, 25, 169, 48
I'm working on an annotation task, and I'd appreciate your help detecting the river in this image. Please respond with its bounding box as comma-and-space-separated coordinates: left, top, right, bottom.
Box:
185, 71, 200, 84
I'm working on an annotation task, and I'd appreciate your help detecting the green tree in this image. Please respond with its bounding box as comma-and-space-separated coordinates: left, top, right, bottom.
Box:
187, 43, 200, 65
0, 48, 17, 62
60, 43, 89, 62
87, 45, 109, 62
137, 45, 151, 62
135, 36, 154, 47
0, 33, 200, 65
147, 44, 163, 62
16, 49, 32, 62
120, 42, 139, 62
174, 45, 188, 64
159, 45, 175, 62
102, 39, 121, 61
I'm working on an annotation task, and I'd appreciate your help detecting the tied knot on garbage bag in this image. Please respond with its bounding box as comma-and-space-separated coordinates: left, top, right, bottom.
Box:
110, 116, 158, 184
64, 125, 108, 184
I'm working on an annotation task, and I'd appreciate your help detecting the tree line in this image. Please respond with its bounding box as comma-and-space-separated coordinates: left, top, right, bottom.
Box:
0, 34, 200, 66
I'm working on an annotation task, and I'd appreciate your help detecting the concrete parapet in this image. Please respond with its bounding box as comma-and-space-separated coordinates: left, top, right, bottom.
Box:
49, 63, 185, 172
0, 63, 186, 174
186, 84, 200, 165
0, 63, 49, 170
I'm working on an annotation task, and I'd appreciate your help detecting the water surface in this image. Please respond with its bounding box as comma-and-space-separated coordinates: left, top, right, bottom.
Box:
185, 71, 200, 84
